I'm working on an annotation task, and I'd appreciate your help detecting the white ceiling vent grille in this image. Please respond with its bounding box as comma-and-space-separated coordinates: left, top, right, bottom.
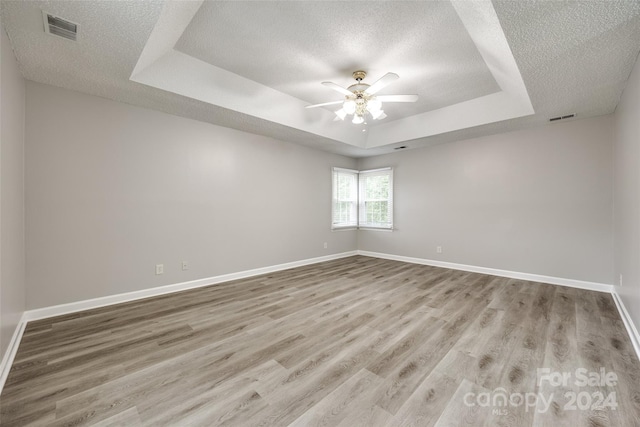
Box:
42, 11, 78, 41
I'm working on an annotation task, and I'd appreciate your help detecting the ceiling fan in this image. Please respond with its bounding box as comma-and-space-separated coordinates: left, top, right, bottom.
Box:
306, 71, 418, 124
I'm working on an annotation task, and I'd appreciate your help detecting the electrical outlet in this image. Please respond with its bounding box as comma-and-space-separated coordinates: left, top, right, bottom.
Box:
323, 242, 328, 249
619, 274, 623, 287
436, 246, 442, 254
156, 264, 164, 275
182, 261, 189, 271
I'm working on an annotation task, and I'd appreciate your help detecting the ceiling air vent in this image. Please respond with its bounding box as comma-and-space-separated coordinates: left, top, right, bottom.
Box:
549, 114, 575, 122
42, 11, 78, 41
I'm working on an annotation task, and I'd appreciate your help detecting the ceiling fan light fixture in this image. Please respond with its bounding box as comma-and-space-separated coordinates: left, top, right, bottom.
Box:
343, 99, 356, 115
308, 71, 417, 125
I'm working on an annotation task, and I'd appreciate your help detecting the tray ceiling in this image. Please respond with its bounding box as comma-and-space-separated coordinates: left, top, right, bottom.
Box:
174, 1, 501, 123
1, 0, 639, 157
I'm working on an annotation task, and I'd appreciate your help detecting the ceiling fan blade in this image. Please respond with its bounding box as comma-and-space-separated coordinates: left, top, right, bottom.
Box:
321, 81, 353, 97
305, 100, 344, 109
364, 72, 399, 95
376, 95, 419, 103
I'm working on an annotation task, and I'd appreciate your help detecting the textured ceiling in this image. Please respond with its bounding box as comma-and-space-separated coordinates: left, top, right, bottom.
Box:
494, 0, 640, 121
1, 0, 639, 158
175, 0, 500, 123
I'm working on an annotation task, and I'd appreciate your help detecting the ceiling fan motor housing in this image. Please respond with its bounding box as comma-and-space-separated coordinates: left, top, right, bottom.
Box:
347, 84, 370, 93
349, 71, 369, 93
352, 70, 367, 81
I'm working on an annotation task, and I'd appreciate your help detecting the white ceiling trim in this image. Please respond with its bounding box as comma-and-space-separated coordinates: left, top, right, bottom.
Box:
132, 49, 367, 147
365, 0, 535, 148
131, 0, 533, 150
130, 0, 365, 147
366, 91, 533, 148
130, 0, 203, 78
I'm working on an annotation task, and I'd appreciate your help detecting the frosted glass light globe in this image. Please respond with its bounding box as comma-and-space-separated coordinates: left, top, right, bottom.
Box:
343, 99, 356, 115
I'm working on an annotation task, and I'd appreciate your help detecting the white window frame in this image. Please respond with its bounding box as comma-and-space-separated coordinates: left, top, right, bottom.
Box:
331, 167, 359, 229
331, 167, 394, 230
358, 167, 393, 230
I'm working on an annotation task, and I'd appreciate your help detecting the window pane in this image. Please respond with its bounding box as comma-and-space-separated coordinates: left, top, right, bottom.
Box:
365, 201, 388, 224
335, 201, 351, 223
332, 168, 358, 228
359, 169, 393, 229
364, 175, 389, 200
338, 175, 355, 201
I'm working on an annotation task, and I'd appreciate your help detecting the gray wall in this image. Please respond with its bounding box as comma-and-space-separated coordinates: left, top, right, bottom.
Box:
358, 115, 614, 284
25, 82, 357, 309
0, 22, 26, 357
24, 81, 618, 313
20, 65, 637, 337
614, 53, 640, 331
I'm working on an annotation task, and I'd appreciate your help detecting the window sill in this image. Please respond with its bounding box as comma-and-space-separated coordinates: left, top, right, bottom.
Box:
332, 227, 394, 232
331, 227, 358, 232
359, 227, 394, 232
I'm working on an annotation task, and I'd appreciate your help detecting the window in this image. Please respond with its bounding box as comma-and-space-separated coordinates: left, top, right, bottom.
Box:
332, 168, 358, 229
331, 167, 393, 230
359, 168, 393, 229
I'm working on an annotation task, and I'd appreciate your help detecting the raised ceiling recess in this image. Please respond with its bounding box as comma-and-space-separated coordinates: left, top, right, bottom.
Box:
130, 0, 534, 151
3, 1, 638, 157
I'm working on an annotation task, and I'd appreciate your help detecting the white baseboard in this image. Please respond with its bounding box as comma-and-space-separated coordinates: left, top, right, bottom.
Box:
0, 251, 357, 396
358, 250, 640, 361
24, 251, 358, 322
357, 250, 613, 293
3, 250, 631, 398
0, 312, 28, 395
611, 290, 640, 362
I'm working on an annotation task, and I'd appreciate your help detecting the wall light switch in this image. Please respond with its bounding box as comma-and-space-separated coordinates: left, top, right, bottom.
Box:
156, 264, 164, 275
436, 246, 442, 254
182, 261, 189, 271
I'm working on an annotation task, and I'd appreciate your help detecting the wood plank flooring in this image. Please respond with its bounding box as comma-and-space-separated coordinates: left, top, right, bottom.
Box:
1, 256, 639, 426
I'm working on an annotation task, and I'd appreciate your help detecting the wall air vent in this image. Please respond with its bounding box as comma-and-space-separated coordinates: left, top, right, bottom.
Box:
42, 11, 78, 41
549, 114, 575, 122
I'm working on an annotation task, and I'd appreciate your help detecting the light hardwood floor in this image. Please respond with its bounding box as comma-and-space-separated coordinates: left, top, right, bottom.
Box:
1, 256, 639, 426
